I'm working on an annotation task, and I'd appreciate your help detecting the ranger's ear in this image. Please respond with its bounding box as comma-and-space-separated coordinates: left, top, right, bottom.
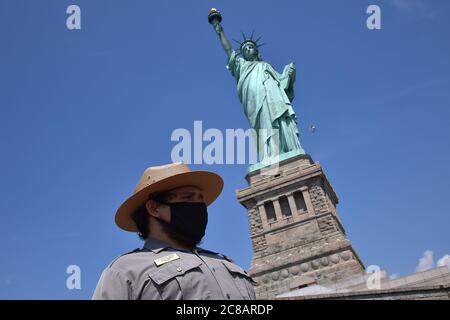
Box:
146, 199, 160, 216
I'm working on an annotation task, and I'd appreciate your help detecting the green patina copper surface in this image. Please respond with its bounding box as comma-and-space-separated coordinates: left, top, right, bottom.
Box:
209, 9, 305, 172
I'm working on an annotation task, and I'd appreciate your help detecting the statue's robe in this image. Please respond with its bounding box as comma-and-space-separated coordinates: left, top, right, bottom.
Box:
227, 51, 302, 161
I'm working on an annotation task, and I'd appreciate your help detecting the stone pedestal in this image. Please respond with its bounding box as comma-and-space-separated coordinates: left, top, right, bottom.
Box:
236, 154, 365, 299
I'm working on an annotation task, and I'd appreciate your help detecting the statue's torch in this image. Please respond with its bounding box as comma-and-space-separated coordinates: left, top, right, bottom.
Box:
208, 8, 223, 32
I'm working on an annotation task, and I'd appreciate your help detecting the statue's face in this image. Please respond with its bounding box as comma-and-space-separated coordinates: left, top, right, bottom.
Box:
242, 43, 258, 61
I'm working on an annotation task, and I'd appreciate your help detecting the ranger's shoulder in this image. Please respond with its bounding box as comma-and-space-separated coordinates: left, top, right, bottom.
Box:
198, 247, 235, 263
108, 248, 151, 269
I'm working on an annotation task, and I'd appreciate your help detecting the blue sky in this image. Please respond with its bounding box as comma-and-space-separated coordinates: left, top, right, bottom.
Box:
1, 0, 449, 299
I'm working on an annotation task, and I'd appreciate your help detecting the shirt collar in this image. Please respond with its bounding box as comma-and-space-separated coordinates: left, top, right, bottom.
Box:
143, 237, 171, 254
143, 237, 219, 255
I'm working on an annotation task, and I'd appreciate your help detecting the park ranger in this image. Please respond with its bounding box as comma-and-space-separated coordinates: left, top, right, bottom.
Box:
92, 162, 256, 300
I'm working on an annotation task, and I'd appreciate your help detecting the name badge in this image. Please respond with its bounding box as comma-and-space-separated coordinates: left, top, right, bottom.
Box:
154, 253, 180, 267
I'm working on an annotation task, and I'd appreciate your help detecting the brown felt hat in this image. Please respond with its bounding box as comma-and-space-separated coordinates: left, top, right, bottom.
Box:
115, 162, 224, 232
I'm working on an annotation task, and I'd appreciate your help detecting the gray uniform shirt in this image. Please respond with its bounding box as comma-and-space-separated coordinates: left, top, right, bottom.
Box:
92, 238, 256, 300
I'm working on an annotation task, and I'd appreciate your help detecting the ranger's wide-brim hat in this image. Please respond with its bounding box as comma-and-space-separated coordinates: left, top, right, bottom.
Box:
115, 162, 224, 232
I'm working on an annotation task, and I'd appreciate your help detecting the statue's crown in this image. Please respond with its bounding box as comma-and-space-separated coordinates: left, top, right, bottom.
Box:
234, 32, 265, 55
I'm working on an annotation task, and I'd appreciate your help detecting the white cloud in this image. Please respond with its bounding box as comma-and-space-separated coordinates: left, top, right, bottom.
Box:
390, 273, 400, 280
437, 254, 450, 270
414, 251, 450, 273
415, 250, 435, 272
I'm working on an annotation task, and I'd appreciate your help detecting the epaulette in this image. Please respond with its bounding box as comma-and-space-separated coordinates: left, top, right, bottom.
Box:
220, 254, 235, 263
108, 248, 141, 268
196, 247, 235, 263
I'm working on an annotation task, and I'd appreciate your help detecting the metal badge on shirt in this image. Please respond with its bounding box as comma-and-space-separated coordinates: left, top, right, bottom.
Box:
154, 253, 180, 267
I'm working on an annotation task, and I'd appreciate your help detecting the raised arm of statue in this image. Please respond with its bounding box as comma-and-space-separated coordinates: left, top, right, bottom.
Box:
208, 8, 233, 59
214, 22, 233, 59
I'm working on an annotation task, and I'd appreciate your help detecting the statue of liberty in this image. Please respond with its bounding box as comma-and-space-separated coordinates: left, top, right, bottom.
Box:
208, 8, 305, 168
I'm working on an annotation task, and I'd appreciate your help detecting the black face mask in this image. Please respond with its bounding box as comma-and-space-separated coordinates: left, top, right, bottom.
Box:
155, 202, 208, 244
